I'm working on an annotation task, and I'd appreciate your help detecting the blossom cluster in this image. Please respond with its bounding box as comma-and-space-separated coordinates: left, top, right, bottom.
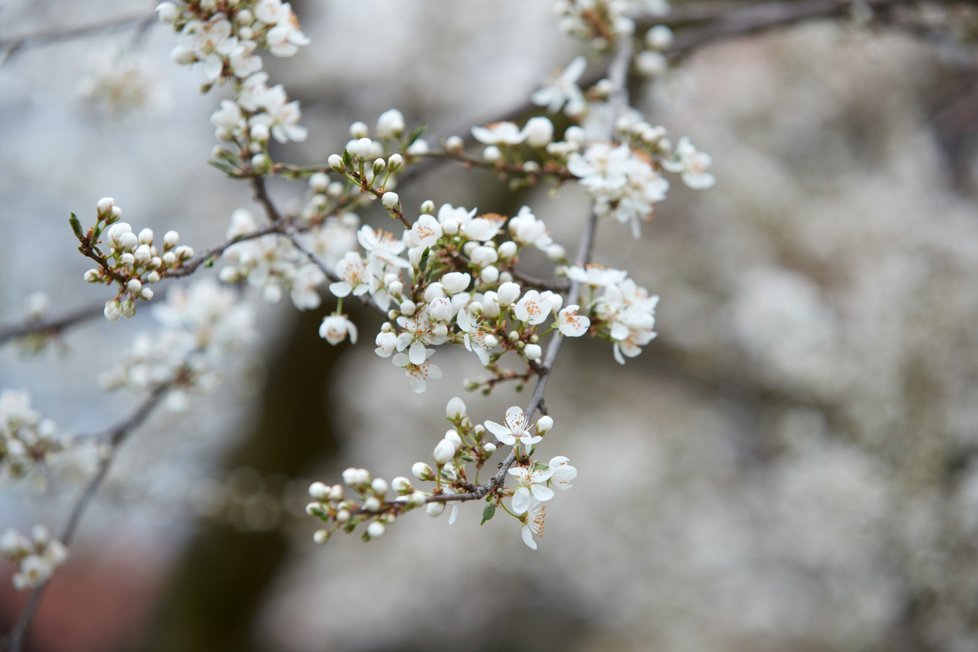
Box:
100, 279, 255, 406
565, 264, 659, 364
553, 0, 671, 47
306, 398, 576, 549
219, 209, 327, 309
76, 197, 193, 321
157, 0, 311, 164
0, 390, 64, 479
0, 526, 67, 591
317, 199, 591, 393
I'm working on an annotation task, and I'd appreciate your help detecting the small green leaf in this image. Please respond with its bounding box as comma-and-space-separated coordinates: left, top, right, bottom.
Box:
406, 125, 427, 146
68, 213, 84, 239
418, 247, 430, 274
481, 502, 496, 525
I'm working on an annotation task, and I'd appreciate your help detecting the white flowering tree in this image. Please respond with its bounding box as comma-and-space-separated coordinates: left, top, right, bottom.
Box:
0, 0, 974, 649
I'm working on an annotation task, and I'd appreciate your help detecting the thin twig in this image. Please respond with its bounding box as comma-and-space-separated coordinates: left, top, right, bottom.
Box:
4, 380, 174, 652
250, 176, 285, 223
0, 303, 105, 346
282, 227, 388, 317
0, 11, 156, 67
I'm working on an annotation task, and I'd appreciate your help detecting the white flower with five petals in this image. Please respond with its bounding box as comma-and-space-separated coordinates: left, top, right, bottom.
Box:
484, 406, 543, 448
508, 465, 555, 514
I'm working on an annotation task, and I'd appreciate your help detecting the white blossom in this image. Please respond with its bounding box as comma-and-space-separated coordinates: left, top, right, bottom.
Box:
532, 56, 587, 116
319, 313, 358, 345
484, 406, 543, 448
509, 464, 556, 514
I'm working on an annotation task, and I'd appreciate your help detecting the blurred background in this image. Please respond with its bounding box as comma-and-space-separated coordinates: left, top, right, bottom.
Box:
2, 1, 978, 650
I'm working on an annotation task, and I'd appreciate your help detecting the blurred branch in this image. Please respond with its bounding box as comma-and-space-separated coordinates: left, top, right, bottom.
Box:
4, 380, 175, 652
0, 11, 157, 67
0, 303, 104, 346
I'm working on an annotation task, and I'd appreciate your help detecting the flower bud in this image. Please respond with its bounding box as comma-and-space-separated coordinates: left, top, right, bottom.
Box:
352, 138, 374, 159
349, 121, 369, 138
364, 496, 381, 512
97, 197, 115, 214
444, 429, 462, 447
163, 230, 179, 248
523, 116, 554, 148
138, 228, 154, 245
524, 343, 542, 361
498, 241, 518, 259
391, 476, 412, 493
433, 438, 456, 465
156, 2, 178, 22
313, 529, 329, 544
426, 502, 446, 517
388, 153, 404, 171
483, 442, 497, 454
366, 521, 386, 538
480, 266, 499, 284
446, 397, 466, 419
420, 200, 435, 214
483, 146, 501, 162
412, 462, 434, 481
309, 482, 330, 500
376, 109, 405, 138
441, 272, 470, 294
537, 415, 554, 433
645, 24, 674, 50
445, 136, 464, 153
382, 192, 399, 209
497, 282, 521, 306
250, 123, 270, 142
309, 172, 329, 193
371, 478, 388, 495
328, 154, 345, 171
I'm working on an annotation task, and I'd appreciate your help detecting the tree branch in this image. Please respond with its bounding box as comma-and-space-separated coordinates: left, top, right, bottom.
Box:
0, 11, 156, 67
4, 380, 175, 652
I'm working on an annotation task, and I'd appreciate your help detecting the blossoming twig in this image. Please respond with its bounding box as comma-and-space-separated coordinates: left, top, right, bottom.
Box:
5, 379, 175, 652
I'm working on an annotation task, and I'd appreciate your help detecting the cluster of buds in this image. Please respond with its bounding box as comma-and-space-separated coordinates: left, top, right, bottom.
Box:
307, 398, 576, 550
0, 526, 68, 590
0, 390, 64, 479
634, 23, 674, 77
74, 197, 192, 321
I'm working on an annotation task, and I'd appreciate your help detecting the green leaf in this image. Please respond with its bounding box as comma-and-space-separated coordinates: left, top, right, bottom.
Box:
406, 124, 427, 146
68, 213, 84, 239
208, 158, 241, 176
418, 247, 430, 274
481, 502, 496, 525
